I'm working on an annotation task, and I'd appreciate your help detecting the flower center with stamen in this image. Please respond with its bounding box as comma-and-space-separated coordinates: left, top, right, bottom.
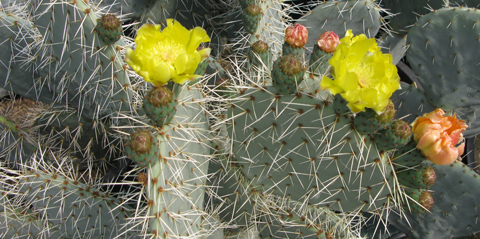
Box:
157, 40, 184, 63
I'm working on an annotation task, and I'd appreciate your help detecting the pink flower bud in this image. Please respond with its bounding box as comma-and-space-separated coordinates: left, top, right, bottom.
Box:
317, 31, 340, 53
412, 108, 467, 165
285, 23, 308, 48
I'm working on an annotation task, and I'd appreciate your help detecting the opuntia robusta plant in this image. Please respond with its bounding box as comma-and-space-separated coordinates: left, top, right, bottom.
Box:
1, 0, 480, 239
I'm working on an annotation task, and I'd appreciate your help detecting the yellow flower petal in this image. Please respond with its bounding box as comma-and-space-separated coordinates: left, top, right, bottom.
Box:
187, 27, 211, 53
185, 51, 202, 74
173, 74, 203, 85
321, 30, 400, 113
125, 19, 211, 85
198, 48, 211, 60
150, 62, 171, 86
174, 53, 189, 75
320, 76, 343, 94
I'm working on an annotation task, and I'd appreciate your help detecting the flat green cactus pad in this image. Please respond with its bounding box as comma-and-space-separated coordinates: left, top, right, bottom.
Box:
406, 7, 480, 137
388, 161, 480, 238
227, 86, 397, 213
300, 0, 382, 61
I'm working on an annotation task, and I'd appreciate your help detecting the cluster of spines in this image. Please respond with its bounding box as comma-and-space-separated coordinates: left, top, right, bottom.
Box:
0, 156, 138, 238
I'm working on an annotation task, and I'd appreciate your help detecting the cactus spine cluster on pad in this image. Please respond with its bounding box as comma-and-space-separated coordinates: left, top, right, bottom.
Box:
2, 0, 480, 238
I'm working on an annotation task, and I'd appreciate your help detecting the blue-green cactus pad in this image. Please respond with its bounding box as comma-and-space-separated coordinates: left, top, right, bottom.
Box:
12, 169, 137, 238
378, 32, 408, 65
0, 12, 56, 103
227, 86, 396, 213
32, 0, 133, 119
406, 7, 480, 137
300, 0, 382, 61
388, 161, 480, 238
382, 0, 445, 33
391, 82, 436, 125
383, 0, 480, 33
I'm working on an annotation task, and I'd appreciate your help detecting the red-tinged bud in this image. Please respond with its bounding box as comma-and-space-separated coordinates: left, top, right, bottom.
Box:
246, 4, 261, 16
251, 40, 269, 53
317, 31, 340, 53
147, 86, 174, 107
418, 190, 434, 211
392, 120, 412, 140
285, 23, 308, 48
375, 100, 395, 124
279, 54, 303, 76
128, 131, 153, 155
100, 14, 121, 30
422, 166, 437, 186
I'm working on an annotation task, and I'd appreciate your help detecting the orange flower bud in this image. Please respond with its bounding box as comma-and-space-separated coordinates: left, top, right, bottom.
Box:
411, 108, 467, 165
285, 23, 308, 48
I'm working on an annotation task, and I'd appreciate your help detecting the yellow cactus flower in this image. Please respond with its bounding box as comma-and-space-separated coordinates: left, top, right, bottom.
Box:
125, 19, 211, 86
320, 30, 400, 114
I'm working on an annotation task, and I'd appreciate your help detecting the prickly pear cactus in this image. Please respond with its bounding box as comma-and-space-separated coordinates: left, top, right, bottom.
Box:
126, 85, 213, 238
406, 7, 480, 137
2, 0, 480, 238
226, 86, 397, 213
388, 161, 480, 239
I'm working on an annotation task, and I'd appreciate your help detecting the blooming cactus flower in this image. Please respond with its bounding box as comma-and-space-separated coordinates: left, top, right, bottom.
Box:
412, 108, 467, 165
125, 19, 211, 86
285, 23, 308, 48
320, 30, 400, 114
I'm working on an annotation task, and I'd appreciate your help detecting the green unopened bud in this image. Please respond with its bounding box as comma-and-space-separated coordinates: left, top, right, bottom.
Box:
317, 31, 339, 53
392, 120, 412, 140
251, 40, 269, 53
128, 131, 153, 155
246, 4, 261, 16
99, 14, 121, 30
147, 86, 174, 107
375, 100, 395, 124
279, 54, 303, 76
285, 23, 308, 48
422, 166, 436, 186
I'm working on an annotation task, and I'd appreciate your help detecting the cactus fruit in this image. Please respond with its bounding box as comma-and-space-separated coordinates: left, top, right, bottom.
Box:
126, 130, 159, 167
248, 40, 270, 68
282, 23, 308, 57
271, 54, 305, 94
354, 109, 390, 135
95, 14, 123, 45
397, 165, 437, 189
403, 189, 434, 214
308, 31, 339, 75
373, 119, 412, 151
143, 85, 178, 127
242, 4, 262, 34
